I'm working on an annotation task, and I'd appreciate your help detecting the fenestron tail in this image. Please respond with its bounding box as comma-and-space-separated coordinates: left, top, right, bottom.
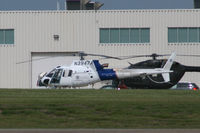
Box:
162, 52, 176, 82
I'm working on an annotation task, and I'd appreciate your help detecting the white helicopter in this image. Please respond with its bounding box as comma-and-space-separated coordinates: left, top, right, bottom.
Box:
37, 52, 176, 88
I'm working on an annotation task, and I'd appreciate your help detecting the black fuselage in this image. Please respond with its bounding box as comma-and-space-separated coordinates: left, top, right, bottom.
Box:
114, 59, 200, 89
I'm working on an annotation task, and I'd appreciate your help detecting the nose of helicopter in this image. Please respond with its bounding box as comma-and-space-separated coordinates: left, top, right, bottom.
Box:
37, 78, 45, 87
37, 72, 49, 87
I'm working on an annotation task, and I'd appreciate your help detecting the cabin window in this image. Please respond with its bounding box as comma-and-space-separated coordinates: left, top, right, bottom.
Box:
68, 70, 73, 77
62, 70, 65, 77
63, 69, 73, 77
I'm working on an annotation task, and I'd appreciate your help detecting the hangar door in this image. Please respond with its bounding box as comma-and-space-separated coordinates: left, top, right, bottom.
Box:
31, 52, 79, 88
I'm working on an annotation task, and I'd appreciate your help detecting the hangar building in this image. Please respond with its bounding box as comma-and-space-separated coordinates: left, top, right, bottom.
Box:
0, 1, 200, 88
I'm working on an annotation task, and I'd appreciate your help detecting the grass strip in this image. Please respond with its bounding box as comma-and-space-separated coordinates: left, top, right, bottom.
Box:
0, 89, 199, 128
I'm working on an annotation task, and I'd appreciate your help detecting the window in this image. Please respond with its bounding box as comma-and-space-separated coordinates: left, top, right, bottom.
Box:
168, 27, 200, 43
130, 28, 139, 43
0, 30, 4, 44
0, 29, 14, 44
168, 28, 177, 43
199, 28, 200, 42
178, 28, 187, 42
189, 28, 198, 42
120, 28, 129, 43
100, 29, 109, 43
68, 70, 73, 77
62, 70, 66, 77
110, 28, 119, 43
46, 69, 56, 78
50, 69, 63, 84
141, 28, 150, 43
100, 28, 150, 44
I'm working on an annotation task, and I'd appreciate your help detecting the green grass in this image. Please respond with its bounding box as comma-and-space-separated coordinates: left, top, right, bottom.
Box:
0, 89, 200, 128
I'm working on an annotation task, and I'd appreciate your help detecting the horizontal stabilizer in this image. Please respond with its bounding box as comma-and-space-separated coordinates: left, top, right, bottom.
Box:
162, 73, 170, 82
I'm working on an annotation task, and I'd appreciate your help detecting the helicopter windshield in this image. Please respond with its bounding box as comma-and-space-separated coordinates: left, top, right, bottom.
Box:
46, 69, 56, 78
50, 69, 63, 84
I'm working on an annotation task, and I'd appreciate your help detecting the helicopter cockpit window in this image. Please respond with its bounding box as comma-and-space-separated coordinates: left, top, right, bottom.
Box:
50, 69, 63, 84
46, 69, 56, 78
68, 70, 73, 77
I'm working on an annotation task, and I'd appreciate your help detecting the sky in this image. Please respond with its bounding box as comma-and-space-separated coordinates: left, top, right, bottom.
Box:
0, 0, 194, 11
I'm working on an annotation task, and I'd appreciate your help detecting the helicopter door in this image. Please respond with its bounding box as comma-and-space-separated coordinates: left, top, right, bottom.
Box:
60, 69, 73, 86
50, 69, 63, 84
63, 69, 73, 77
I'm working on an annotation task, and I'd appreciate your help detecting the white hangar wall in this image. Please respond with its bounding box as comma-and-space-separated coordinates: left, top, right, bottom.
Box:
0, 9, 200, 88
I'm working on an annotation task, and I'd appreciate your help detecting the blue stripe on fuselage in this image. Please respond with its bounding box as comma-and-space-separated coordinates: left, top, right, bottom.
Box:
98, 69, 117, 80
93, 60, 117, 81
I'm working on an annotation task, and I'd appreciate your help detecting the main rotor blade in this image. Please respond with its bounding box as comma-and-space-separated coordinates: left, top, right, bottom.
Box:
84, 53, 122, 60
17, 53, 122, 64
16, 56, 56, 64
119, 54, 171, 60
16, 55, 77, 64
177, 54, 200, 57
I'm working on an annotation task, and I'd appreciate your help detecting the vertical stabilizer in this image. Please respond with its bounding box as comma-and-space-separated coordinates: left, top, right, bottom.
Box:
162, 52, 176, 82
163, 52, 176, 70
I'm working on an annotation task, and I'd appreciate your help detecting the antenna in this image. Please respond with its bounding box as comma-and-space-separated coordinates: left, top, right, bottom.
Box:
57, 0, 60, 10
64, 1, 67, 10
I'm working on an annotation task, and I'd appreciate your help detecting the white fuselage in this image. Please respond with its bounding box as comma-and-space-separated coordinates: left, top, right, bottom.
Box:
58, 66, 100, 87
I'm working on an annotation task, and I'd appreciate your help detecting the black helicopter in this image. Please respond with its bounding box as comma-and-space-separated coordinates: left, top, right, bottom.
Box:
113, 53, 200, 89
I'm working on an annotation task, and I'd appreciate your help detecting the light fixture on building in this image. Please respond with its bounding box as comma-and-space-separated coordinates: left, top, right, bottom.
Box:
53, 35, 59, 41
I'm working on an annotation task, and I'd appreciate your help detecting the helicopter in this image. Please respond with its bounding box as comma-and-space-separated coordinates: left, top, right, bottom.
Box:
112, 53, 200, 89
37, 52, 176, 88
